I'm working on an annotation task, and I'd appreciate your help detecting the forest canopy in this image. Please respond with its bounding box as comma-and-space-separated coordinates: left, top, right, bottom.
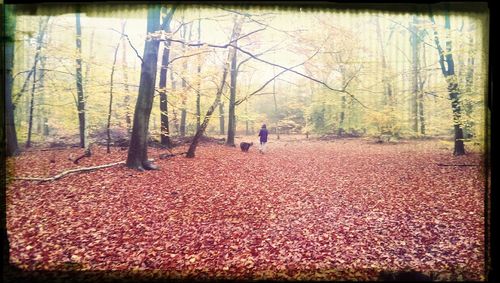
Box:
4, 3, 489, 156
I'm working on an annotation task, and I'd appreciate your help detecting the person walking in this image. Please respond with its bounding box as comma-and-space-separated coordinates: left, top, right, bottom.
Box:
258, 124, 268, 153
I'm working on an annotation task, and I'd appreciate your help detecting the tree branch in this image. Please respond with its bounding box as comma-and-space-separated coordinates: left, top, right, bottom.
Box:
235, 43, 326, 105
212, 6, 304, 36
13, 69, 34, 80
377, 15, 437, 50
235, 63, 299, 105
162, 27, 265, 49
12, 61, 39, 106
231, 27, 266, 44
342, 65, 362, 91
233, 44, 371, 109
109, 28, 144, 64
163, 30, 374, 110
236, 42, 282, 72
170, 13, 233, 35
168, 50, 211, 65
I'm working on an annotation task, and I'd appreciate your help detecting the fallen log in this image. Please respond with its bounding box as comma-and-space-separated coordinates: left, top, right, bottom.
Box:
12, 161, 126, 182
159, 152, 187, 159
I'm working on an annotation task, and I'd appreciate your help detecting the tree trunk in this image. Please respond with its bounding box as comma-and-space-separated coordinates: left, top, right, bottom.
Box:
42, 76, 50, 136
187, 16, 243, 158
449, 83, 465, 155
4, 6, 19, 157
159, 13, 172, 147
170, 69, 180, 135
126, 5, 172, 170
272, 74, 280, 140
2, 6, 16, 267
12, 14, 24, 127
196, 85, 201, 132
84, 28, 95, 104
219, 102, 225, 135
120, 22, 132, 134
75, 12, 86, 148
22, 28, 30, 132
180, 108, 187, 137
26, 17, 49, 148
226, 42, 238, 146
417, 43, 426, 135
179, 22, 191, 138
375, 17, 394, 106
336, 59, 347, 136
430, 10, 465, 155
463, 23, 475, 138
375, 16, 396, 137
245, 102, 249, 135
418, 85, 426, 135
338, 94, 346, 136
410, 15, 420, 135
26, 66, 36, 148
36, 54, 49, 136
196, 15, 202, 132
107, 35, 121, 153
444, 16, 465, 156
82, 27, 94, 139
13, 38, 38, 130
36, 23, 49, 136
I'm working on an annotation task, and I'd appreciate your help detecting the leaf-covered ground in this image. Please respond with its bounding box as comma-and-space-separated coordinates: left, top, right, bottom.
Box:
6, 137, 487, 281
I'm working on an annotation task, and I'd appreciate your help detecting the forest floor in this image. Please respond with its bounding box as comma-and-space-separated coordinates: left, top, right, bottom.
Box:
6, 136, 487, 281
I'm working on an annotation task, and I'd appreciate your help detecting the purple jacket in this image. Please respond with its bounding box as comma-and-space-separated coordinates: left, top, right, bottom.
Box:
258, 128, 268, 142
